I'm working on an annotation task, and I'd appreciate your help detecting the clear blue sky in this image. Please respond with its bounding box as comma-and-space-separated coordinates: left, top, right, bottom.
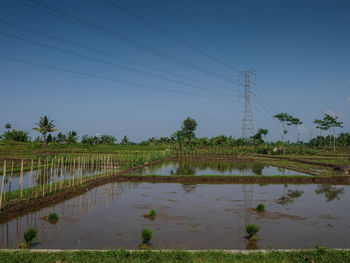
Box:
0, 0, 349, 142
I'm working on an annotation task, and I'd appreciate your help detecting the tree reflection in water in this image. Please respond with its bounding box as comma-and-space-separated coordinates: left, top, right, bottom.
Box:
315, 185, 344, 202
277, 188, 304, 205
181, 184, 197, 193
136, 160, 269, 176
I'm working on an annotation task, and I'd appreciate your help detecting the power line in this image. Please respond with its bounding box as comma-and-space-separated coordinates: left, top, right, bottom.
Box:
0, 31, 237, 98
253, 97, 299, 141
150, 0, 250, 71
105, 0, 239, 71
0, 55, 234, 101
17, 0, 237, 84
0, 19, 233, 92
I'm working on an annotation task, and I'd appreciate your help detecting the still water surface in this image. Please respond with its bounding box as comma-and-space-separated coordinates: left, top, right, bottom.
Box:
127, 160, 310, 176
1, 182, 347, 249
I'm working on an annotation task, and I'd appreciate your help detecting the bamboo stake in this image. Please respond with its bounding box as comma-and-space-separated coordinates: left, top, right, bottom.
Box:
42, 158, 47, 197
68, 156, 72, 188
36, 158, 41, 198
60, 157, 64, 189
55, 157, 59, 194
72, 158, 76, 187
0, 161, 6, 210
28, 159, 33, 200
50, 157, 55, 193
7, 161, 14, 202
79, 157, 82, 185
19, 159, 24, 198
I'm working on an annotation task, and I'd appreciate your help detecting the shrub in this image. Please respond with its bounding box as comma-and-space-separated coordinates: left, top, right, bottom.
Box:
24, 229, 38, 244
246, 224, 259, 241
141, 228, 153, 244
148, 209, 157, 217
47, 213, 59, 223
143, 209, 157, 220
256, 203, 265, 212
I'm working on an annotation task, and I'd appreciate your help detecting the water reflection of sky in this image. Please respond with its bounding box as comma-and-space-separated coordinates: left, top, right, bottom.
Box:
0, 182, 347, 249
128, 160, 310, 176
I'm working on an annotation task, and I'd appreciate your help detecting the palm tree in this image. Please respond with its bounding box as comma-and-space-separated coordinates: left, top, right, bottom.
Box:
287, 117, 303, 145
313, 118, 327, 147
273, 113, 292, 151
323, 114, 343, 151
33, 116, 57, 143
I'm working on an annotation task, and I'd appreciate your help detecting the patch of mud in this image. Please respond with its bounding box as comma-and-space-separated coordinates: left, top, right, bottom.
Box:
255, 211, 306, 220
159, 214, 192, 222
319, 214, 338, 220
132, 204, 151, 210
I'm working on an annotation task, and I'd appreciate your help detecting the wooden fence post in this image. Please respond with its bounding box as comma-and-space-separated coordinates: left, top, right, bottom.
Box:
19, 159, 24, 198
0, 161, 7, 210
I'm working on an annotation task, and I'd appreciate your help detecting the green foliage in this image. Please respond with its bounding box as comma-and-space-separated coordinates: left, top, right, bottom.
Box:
182, 117, 197, 135
1, 129, 29, 142
1, 248, 350, 262
273, 113, 292, 123
67, 130, 79, 144
251, 128, 269, 145
121, 135, 130, 145
81, 134, 116, 145
172, 117, 198, 145
256, 203, 265, 212
24, 228, 38, 244
47, 213, 59, 223
246, 224, 259, 237
33, 115, 57, 143
100, 134, 116, 144
56, 132, 67, 144
141, 228, 153, 244
148, 209, 157, 217
17, 242, 31, 249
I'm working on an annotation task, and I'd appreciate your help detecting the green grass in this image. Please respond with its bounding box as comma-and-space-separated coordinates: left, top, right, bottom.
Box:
0, 248, 349, 263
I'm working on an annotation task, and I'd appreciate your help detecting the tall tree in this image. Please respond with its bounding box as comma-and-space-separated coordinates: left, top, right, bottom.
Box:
4, 123, 11, 130
121, 135, 130, 145
33, 116, 57, 143
287, 117, 303, 145
66, 130, 79, 144
258, 128, 269, 143
273, 113, 291, 151
181, 117, 197, 136
313, 118, 328, 147
323, 114, 343, 151
173, 117, 198, 145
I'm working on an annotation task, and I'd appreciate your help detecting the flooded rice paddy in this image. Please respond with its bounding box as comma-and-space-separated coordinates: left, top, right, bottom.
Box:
1, 181, 348, 249
0, 168, 102, 193
127, 160, 310, 176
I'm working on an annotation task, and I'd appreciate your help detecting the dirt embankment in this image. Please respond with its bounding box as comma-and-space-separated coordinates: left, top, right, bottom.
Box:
254, 155, 350, 169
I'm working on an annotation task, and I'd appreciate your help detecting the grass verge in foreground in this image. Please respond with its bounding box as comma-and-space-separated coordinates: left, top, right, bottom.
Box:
1, 248, 350, 263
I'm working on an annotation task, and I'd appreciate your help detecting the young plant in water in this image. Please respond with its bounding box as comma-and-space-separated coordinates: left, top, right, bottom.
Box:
18, 228, 38, 248
140, 228, 153, 249
43, 213, 59, 224
143, 209, 157, 220
246, 224, 260, 241
256, 203, 266, 212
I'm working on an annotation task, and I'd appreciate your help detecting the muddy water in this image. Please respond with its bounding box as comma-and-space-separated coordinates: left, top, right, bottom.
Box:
1, 182, 348, 249
127, 160, 310, 176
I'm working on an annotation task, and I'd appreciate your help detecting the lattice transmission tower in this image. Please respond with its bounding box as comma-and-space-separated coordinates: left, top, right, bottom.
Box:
238, 70, 255, 139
